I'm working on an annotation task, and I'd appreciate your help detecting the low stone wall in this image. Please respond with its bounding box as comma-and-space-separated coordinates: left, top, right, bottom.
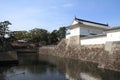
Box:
39, 39, 120, 72
0, 51, 18, 61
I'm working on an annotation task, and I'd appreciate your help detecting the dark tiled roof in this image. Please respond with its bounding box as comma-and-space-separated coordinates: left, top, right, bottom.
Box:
75, 17, 108, 26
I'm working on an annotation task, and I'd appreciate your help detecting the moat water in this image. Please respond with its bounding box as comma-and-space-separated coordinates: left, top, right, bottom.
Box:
0, 52, 120, 80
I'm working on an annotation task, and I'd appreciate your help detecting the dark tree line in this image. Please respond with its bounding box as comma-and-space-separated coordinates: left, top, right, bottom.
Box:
12, 27, 67, 45
0, 20, 67, 46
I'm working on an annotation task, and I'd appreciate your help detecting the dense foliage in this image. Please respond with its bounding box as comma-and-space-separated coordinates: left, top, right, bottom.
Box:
0, 20, 67, 46
12, 27, 67, 45
0, 21, 12, 51
0, 21, 11, 38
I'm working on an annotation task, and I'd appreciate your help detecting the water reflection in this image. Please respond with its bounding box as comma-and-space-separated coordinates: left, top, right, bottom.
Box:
80, 73, 101, 80
39, 55, 120, 80
0, 53, 120, 80
0, 72, 5, 80
0, 54, 66, 80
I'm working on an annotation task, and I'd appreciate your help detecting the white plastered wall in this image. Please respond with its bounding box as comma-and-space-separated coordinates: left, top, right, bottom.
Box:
66, 27, 80, 39
107, 31, 120, 41
81, 36, 107, 45
70, 27, 80, 36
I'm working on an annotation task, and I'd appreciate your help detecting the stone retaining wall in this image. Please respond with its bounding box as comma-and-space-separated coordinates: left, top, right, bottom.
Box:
0, 51, 18, 61
39, 39, 120, 72
66, 35, 80, 46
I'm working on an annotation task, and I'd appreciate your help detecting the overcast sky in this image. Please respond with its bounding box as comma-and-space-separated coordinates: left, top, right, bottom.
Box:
0, 0, 120, 31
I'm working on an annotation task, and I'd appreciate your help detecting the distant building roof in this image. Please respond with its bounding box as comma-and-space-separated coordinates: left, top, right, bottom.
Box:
106, 26, 120, 30
75, 17, 109, 26
18, 40, 27, 43
105, 26, 120, 32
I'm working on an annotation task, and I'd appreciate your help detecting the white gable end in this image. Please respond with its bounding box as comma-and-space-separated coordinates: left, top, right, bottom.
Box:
72, 20, 78, 25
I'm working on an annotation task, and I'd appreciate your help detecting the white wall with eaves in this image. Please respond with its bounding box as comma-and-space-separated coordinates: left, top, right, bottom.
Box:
80, 27, 104, 36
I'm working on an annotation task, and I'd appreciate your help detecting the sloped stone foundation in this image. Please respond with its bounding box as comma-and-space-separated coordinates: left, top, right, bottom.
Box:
39, 39, 120, 72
